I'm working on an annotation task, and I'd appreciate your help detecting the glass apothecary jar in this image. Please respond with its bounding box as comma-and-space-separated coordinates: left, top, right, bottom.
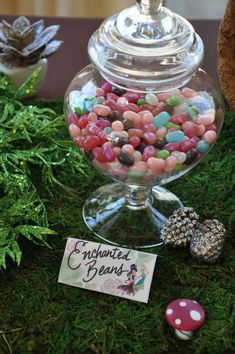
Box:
64, 0, 224, 248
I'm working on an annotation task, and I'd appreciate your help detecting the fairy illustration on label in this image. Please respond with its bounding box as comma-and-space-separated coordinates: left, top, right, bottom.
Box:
117, 264, 148, 296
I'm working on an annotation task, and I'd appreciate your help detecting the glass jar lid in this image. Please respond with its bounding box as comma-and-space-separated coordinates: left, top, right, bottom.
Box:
88, 0, 204, 92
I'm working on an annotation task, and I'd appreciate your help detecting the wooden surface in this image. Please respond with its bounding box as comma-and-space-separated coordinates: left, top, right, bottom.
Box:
0, 16, 221, 99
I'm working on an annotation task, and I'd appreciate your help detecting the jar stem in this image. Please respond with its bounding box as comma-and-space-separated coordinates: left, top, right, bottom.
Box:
136, 0, 163, 15
124, 184, 152, 210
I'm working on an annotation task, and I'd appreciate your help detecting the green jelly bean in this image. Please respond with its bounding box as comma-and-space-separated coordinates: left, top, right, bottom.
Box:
75, 106, 85, 116
165, 122, 180, 129
156, 149, 170, 159
173, 163, 184, 172
128, 171, 145, 178
166, 97, 180, 107
186, 105, 199, 119
137, 99, 147, 106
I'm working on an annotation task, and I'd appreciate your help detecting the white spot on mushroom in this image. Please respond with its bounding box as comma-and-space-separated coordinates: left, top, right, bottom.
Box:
190, 310, 201, 321
175, 319, 181, 325
179, 301, 187, 307
166, 308, 173, 315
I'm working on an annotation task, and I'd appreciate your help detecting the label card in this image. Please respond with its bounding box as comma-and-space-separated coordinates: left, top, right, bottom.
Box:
58, 238, 157, 303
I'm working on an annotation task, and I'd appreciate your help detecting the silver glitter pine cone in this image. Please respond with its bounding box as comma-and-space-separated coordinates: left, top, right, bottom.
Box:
161, 207, 199, 247
190, 219, 226, 263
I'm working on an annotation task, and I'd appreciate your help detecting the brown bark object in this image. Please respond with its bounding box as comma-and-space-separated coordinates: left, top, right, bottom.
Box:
218, 0, 235, 110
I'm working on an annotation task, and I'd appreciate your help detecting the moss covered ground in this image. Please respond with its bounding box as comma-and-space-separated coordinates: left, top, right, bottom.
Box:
0, 99, 234, 354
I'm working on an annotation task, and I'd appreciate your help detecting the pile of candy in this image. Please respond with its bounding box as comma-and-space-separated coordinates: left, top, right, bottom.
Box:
67, 82, 218, 182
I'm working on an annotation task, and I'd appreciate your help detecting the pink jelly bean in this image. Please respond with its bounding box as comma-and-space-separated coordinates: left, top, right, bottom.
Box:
129, 136, 141, 148
78, 115, 89, 129
132, 151, 143, 161
84, 135, 100, 150
143, 132, 157, 145
96, 88, 105, 96
124, 103, 140, 113
106, 93, 119, 101
92, 147, 106, 162
196, 124, 206, 136
196, 113, 215, 126
124, 93, 139, 103
139, 110, 151, 118
98, 131, 108, 144
171, 113, 189, 125
86, 123, 101, 136
157, 92, 172, 102
69, 124, 81, 137
123, 111, 141, 124
101, 82, 112, 94
113, 147, 121, 155
75, 136, 85, 148
181, 87, 197, 98
130, 161, 148, 173
164, 142, 180, 152
122, 144, 134, 155
88, 112, 98, 122
112, 121, 124, 131
95, 119, 111, 129
206, 124, 217, 132
179, 140, 194, 152
93, 104, 111, 116
143, 146, 156, 161
147, 157, 165, 174
105, 99, 118, 111
184, 125, 200, 138
117, 97, 128, 105
143, 123, 157, 133
138, 104, 153, 112
203, 130, 217, 144
156, 127, 167, 139
128, 129, 143, 138
152, 106, 164, 116
102, 144, 116, 162
112, 131, 129, 138
141, 112, 154, 124
190, 137, 199, 147
182, 121, 194, 130
164, 156, 178, 172
68, 113, 78, 125
93, 158, 108, 171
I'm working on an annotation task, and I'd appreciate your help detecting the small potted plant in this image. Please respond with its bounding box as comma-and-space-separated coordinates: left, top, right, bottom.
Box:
0, 16, 62, 88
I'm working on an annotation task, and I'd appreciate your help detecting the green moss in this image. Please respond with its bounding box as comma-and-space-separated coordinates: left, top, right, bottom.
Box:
0, 100, 234, 353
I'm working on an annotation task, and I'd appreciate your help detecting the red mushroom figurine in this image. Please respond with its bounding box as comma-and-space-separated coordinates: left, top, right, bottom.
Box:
165, 299, 206, 340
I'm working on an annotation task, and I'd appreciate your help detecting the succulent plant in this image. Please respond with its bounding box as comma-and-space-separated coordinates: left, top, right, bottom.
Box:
0, 16, 62, 68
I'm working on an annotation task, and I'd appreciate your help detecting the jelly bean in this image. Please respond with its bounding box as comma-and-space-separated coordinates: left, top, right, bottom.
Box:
171, 112, 189, 125
137, 98, 147, 106
129, 136, 141, 148
68, 113, 78, 125
166, 97, 180, 107
145, 93, 158, 105
188, 137, 198, 147
143, 132, 157, 145
108, 110, 122, 122
203, 130, 217, 144
171, 151, 186, 163
164, 156, 178, 171
156, 149, 170, 160
196, 140, 210, 153
128, 129, 143, 138
95, 96, 106, 105
84, 135, 100, 150
96, 88, 105, 96
206, 124, 217, 132
129, 161, 148, 173
123, 119, 134, 130
163, 104, 174, 115
101, 82, 112, 94
157, 92, 172, 102
88, 112, 98, 122
155, 138, 166, 148
93, 104, 111, 116
117, 97, 128, 106
197, 124, 206, 136
69, 124, 81, 137
191, 96, 212, 112
173, 163, 184, 172
136, 141, 148, 153
128, 171, 145, 178
123, 103, 139, 113
92, 147, 106, 162
98, 131, 108, 144
185, 149, 198, 164
147, 157, 165, 174
138, 104, 154, 112
174, 103, 189, 114
102, 144, 116, 162
111, 131, 129, 139
117, 151, 134, 166
103, 127, 113, 135
106, 93, 119, 102
123, 111, 141, 124
141, 112, 154, 124
113, 146, 122, 154
122, 144, 134, 155
77, 115, 89, 129
181, 87, 197, 98
112, 121, 124, 131
132, 150, 143, 161
95, 119, 111, 129
184, 125, 200, 138
143, 146, 156, 161
166, 130, 185, 143
164, 142, 180, 152
124, 93, 139, 103
106, 99, 118, 111
165, 122, 180, 130
181, 121, 194, 130
112, 86, 126, 96
75, 135, 85, 148
156, 127, 167, 139
86, 123, 101, 136
179, 140, 195, 152
143, 123, 157, 133
152, 106, 164, 116
196, 113, 215, 126
153, 112, 171, 128
186, 105, 199, 119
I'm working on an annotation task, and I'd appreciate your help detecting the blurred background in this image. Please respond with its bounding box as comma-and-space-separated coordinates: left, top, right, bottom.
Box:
0, 0, 227, 19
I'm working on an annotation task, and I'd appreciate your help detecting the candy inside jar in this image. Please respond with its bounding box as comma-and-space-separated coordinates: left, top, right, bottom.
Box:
64, 0, 224, 248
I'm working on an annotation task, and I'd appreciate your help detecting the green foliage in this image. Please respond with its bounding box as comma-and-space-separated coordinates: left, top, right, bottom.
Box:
0, 70, 88, 269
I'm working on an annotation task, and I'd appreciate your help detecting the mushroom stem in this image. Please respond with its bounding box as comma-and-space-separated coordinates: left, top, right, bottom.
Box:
175, 329, 193, 341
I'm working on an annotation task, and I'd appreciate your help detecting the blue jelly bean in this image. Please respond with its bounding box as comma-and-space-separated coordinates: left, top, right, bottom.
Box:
190, 96, 211, 113
166, 131, 185, 143
153, 112, 171, 128
104, 127, 113, 134
196, 140, 210, 153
